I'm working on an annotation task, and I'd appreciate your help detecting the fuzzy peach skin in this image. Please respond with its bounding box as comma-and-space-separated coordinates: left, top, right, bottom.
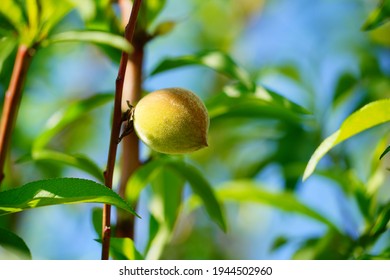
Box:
133, 87, 209, 154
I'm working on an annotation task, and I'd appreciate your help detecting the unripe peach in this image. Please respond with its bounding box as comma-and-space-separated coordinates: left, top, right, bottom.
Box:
133, 87, 209, 154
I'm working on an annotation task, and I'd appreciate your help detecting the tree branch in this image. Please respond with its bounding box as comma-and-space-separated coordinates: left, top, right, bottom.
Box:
101, 0, 143, 260
116, 41, 144, 239
0, 45, 34, 187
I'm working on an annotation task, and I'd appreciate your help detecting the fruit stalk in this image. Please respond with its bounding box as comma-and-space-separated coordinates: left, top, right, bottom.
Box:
0, 45, 34, 187
101, 0, 142, 260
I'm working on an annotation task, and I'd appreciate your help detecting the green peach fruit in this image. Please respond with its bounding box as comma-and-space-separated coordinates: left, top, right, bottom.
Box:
133, 87, 209, 154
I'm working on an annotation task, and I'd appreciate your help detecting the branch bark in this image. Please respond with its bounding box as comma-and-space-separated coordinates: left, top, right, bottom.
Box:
0, 45, 34, 187
116, 41, 144, 238
101, 0, 143, 260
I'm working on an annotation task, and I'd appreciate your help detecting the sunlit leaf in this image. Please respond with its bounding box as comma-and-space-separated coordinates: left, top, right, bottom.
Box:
144, 167, 185, 260
110, 237, 144, 260
166, 159, 227, 232
145, 224, 170, 260
362, 0, 390, 31
212, 180, 339, 231
0, 0, 26, 34
150, 51, 255, 91
150, 166, 185, 230
33, 93, 113, 150
31, 149, 104, 183
0, 228, 32, 260
0, 178, 138, 216
152, 21, 176, 37
125, 159, 165, 203
26, 0, 40, 36
0, 37, 17, 75
303, 99, 390, 180
206, 86, 310, 124
38, 0, 73, 39
44, 31, 133, 53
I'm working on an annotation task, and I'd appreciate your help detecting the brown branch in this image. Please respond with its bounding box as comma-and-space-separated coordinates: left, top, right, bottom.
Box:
101, 0, 143, 260
0, 45, 34, 187
116, 40, 144, 239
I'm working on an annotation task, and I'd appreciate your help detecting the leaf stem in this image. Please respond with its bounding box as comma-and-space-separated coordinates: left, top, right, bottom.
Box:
0, 45, 34, 187
101, 0, 143, 260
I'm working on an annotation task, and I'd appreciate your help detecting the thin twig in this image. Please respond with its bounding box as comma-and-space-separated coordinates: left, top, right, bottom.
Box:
0, 45, 34, 187
101, 0, 143, 260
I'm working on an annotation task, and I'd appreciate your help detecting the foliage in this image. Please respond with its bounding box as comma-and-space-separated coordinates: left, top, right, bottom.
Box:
0, 0, 389, 260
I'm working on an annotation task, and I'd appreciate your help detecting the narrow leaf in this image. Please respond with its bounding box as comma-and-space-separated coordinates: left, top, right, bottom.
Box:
110, 237, 144, 260
31, 150, 104, 183
92, 207, 102, 237
0, 178, 138, 216
379, 145, 390, 159
0, 0, 26, 34
166, 160, 227, 231
125, 159, 165, 203
0, 228, 32, 259
362, 0, 390, 31
139, 0, 167, 29
33, 93, 113, 150
44, 31, 133, 53
0, 37, 17, 75
193, 180, 340, 231
150, 166, 185, 230
150, 51, 255, 91
38, 0, 73, 38
303, 99, 390, 180
207, 87, 310, 124
26, 0, 39, 34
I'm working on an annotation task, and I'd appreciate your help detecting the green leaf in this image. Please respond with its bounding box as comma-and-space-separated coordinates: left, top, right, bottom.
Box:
33, 93, 113, 150
72, 0, 120, 32
362, 0, 390, 31
293, 230, 352, 260
110, 237, 144, 260
166, 159, 227, 232
38, 0, 74, 39
139, 0, 167, 29
150, 166, 185, 230
31, 150, 104, 183
44, 31, 133, 53
150, 51, 255, 91
26, 0, 40, 36
271, 236, 289, 252
0, 178, 138, 217
213, 180, 339, 231
367, 202, 390, 239
0, 37, 17, 75
92, 207, 102, 237
0, 0, 26, 35
303, 99, 390, 180
125, 159, 165, 203
152, 21, 176, 37
0, 228, 32, 260
379, 145, 390, 159
145, 167, 185, 260
207, 86, 310, 124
